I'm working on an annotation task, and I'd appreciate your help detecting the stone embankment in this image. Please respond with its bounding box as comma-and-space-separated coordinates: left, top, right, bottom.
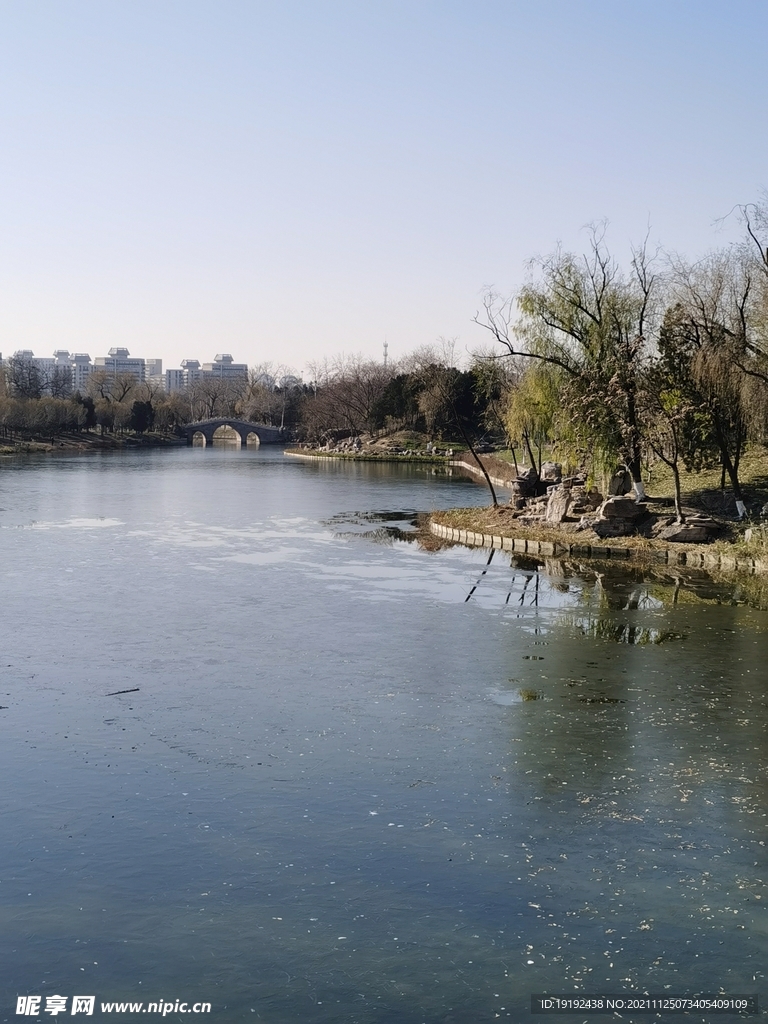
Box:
448, 456, 513, 491
429, 520, 768, 572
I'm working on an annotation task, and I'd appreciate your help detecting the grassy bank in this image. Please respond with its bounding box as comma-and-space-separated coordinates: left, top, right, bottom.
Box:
0, 431, 186, 455
493, 446, 768, 514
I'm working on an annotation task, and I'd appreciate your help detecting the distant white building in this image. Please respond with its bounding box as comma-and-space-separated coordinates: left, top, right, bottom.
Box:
70, 353, 93, 392
33, 354, 57, 377
201, 354, 248, 379
6, 350, 93, 395
93, 348, 146, 380
145, 358, 164, 390
165, 368, 186, 393
4, 348, 250, 394
180, 359, 202, 387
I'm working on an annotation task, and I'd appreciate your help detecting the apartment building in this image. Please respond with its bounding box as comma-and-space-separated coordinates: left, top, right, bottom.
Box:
200, 354, 248, 378
93, 348, 146, 380
4, 348, 250, 394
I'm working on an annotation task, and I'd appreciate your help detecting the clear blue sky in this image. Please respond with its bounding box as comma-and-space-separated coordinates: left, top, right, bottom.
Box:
1, 1, 766, 375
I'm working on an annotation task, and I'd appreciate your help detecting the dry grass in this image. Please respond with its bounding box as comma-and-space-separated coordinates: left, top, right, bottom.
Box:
643, 446, 768, 513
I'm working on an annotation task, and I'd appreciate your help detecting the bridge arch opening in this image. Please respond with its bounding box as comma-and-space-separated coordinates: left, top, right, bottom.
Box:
245, 430, 261, 447
191, 430, 207, 447
212, 425, 242, 446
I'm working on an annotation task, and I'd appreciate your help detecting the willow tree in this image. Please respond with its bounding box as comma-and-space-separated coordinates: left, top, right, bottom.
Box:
503, 363, 563, 476
475, 227, 656, 499
639, 339, 711, 525
666, 251, 753, 516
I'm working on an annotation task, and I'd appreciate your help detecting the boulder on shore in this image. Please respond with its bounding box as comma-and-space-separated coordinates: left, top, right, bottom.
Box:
593, 517, 639, 538
545, 487, 572, 523
592, 495, 650, 537
608, 469, 633, 495
509, 466, 539, 498
597, 496, 646, 519
568, 486, 603, 516
653, 512, 721, 544
540, 461, 562, 484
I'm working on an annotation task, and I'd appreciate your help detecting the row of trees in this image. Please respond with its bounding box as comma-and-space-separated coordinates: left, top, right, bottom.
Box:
0, 349, 500, 445
3, 199, 767, 519
0, 362, 308, 439
475, 202, 768, 519
2, 357, 76, 400
293, 200, 768, 520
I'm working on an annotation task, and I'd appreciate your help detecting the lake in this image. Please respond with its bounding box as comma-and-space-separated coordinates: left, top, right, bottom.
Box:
1, 447, 765, 1023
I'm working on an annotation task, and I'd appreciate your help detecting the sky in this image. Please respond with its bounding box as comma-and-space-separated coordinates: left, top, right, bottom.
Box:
1, 0, 767, 377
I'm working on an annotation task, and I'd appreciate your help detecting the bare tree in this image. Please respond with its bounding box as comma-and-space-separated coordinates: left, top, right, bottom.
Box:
300, 355, 392, 439
5, 355, 45, 399
475, 226, 658, 499
86, 369, 139, 405
189, 376, 244, 419
409, 343, 498, 506
49, 366, 73, 399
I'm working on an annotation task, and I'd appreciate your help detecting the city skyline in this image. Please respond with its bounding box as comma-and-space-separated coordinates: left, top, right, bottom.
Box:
1, 346, 254, 394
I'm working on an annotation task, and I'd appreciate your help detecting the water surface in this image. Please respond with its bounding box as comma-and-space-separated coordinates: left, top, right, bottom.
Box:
1, 449, 766, 1022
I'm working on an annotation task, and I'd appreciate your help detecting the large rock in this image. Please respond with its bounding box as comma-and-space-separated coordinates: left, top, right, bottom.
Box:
545, 487, 572, 523
593, 516, 638, 538
569, 486, 603, 516
598, 496, 647, 519
656, 523, 712, 543
511, 467, 539, 498
608, 469, 633, 495
540, 461, 562, 484
592, 495, 650, 537
654, 513, 720, 543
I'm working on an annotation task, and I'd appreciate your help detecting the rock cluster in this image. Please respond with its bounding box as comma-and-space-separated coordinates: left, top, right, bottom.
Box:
544, 484, 603, 524
652, 513, 720, 543
504, 472, 722, 544
302, 437, 454, 456
592, 495, 650, 538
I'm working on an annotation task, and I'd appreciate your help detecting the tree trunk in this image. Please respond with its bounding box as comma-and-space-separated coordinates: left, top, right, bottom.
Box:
671, 463, 685, 524
711, 413, 745, 515
460, 427, 498, 507
625, 385, 646, 500
628, 456, 646, 500
523, 430, 538, 476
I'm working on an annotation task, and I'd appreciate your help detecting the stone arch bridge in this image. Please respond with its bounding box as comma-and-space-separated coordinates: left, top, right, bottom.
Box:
182, 419, 284, 447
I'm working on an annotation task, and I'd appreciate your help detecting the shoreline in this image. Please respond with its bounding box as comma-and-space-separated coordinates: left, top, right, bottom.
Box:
0, 433, 188, 456
284, 448, 453, 465
429, 511, 768, 574
284, 447, 517, 484
290, 447, 767, 572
